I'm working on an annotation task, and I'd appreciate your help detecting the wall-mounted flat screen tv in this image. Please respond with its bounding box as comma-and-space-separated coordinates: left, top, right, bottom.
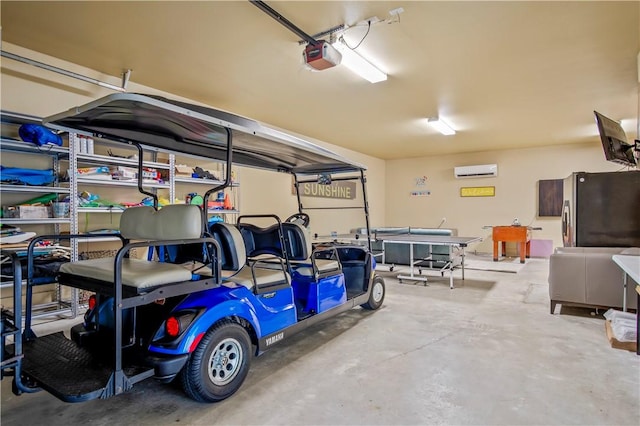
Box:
594, 111, 637, 167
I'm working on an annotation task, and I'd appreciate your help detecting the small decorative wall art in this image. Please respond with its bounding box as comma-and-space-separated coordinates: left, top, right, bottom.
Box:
414, 176, 428, 186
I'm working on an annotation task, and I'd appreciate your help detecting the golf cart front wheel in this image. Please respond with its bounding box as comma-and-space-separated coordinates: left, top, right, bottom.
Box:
361, 275, 385, 310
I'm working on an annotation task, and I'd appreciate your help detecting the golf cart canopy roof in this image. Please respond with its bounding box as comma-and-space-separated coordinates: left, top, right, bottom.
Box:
44, 93, 365, 175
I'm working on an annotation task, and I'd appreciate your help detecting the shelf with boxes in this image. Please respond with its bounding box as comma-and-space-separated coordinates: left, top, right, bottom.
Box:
0, 112, 72, 227
68, 134, 173, 266
72, 137, 170, 190
1, 116, 72, 225
172, 156, 240, 221
0, 111, 77, 319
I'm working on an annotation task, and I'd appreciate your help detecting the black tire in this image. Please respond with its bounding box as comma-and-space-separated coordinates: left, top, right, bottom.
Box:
361, 275, 385, 310
180, 321, 252, 402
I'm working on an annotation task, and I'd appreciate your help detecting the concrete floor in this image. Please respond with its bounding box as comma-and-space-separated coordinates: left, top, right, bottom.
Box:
1, 255, 638, 425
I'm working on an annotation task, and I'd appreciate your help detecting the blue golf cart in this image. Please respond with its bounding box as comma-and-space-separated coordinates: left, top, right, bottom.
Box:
1, 94, 385, 403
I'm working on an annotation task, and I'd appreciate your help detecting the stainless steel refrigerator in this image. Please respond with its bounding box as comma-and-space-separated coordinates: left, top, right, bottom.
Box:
562, 171, 640, 247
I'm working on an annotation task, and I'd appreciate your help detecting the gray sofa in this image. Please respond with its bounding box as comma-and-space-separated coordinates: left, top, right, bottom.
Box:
353, 227, 458, 268
548, 246, 639, 314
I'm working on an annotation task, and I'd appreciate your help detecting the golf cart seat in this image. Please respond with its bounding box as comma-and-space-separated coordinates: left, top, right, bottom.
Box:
209, 222, 290, 292
58, 205, 205, 295
237, 220, 341, 279
282, 223, 341, 278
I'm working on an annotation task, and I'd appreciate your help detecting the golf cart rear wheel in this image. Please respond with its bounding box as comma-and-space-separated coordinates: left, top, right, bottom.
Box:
361, 275, 385, 310
181, 321, 251, 402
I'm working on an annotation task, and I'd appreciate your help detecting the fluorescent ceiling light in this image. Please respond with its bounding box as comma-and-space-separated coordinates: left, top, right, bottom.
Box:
427, 117, 456, 135
332, 42, 387, 83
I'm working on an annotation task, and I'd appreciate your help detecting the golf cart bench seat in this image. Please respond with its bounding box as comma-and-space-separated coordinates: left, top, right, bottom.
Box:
226, 263, 289, 290
294, 259, 340, 277
60, 257, 192, 289
237, 221, 311, 260
237, 220, 340, 278
209, 222, 290, 292
58, 205, 205, 294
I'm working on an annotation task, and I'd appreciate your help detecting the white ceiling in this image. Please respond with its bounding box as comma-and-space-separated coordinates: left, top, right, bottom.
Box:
1, 1, 638, 160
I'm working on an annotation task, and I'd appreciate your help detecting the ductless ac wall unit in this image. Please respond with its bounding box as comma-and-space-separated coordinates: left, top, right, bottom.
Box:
454, 164, 498, 178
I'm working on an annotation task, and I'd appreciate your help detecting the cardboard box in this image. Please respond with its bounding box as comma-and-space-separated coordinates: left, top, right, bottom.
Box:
2, 205, 51, 219
175, 164, 193, 176
605, 320, 637, 352
110, 165, 137, 180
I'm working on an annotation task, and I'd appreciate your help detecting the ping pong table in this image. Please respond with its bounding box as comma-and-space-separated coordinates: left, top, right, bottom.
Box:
375, 234, 482, 289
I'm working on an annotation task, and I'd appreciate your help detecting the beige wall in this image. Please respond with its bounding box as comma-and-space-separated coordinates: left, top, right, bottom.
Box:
1, 43, 386, 236
385, 144, 626, 253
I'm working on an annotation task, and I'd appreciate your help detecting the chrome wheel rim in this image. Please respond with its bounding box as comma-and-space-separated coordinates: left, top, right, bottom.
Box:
372, 281, 384, 303
208, 337, 243, 386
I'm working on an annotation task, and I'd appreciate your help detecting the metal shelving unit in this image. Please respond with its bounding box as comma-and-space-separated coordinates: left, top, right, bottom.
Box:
0, 111, 77, 319
69, 132, 174, 254
173, 158, 240, 223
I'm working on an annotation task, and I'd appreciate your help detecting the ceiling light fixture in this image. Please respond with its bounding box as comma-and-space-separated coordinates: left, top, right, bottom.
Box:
427, 117, 456, 135
332, 41, 387, 83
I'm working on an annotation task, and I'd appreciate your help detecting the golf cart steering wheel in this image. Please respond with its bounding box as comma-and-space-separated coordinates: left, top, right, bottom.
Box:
285, 212, 310, 227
